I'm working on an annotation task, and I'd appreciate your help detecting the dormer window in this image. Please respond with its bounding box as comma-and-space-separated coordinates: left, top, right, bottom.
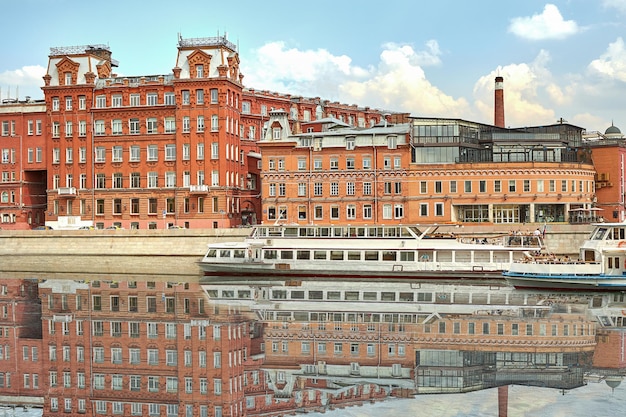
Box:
64, 72, 72, 85
387, 135, 397, 149
196, 65, 204, 78
272, 127, 281, 140
346, 137, 355, 150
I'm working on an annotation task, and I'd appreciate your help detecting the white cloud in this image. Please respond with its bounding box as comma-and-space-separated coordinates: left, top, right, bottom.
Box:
588, 37, 626, 81
603, 0, 626, 14
243, 41, 367, 98
243, 40, 469, 116
508, 4, 579, 41
339, 43, 469, 116
570, 112, 608, 132
379, 40, 442, 68
0, 65, 46, 100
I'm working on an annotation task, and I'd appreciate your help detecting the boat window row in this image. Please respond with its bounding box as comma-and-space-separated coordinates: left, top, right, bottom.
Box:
268, 311, 426, 324
204, 288, 545, 304
203, 286, 557, 308
263, 249, 419, 262
263, 312, 594, 338
268, 290, 540, 305
255, 225, 419, 239
207, 247, 520, 263
272, 289, 434, 302
207, 288, 526, 305
204, 288, 433, 302
206, 289, 253, 299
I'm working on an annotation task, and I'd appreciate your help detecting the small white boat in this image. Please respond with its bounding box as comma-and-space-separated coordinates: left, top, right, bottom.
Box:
504, 222, 626, 290
199, 224, 543, 280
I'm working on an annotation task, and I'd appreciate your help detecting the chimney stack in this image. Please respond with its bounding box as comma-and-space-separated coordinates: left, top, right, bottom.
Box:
494, 76, 505, 128
498, 385, 508, 417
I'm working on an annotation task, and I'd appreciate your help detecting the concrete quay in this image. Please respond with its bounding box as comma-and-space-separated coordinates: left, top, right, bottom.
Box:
0, 224, 593, 278
0, 228, 250, 278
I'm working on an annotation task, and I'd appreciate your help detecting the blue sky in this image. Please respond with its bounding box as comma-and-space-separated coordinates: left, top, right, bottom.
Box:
3, 1, 626, 133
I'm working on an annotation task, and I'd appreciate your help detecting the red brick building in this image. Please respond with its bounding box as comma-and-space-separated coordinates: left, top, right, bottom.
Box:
0, 100, 48, 229
31, 37, 391, 230
0, 39, 609, 231
258, 109, 596, 226
583, 125, 626, 222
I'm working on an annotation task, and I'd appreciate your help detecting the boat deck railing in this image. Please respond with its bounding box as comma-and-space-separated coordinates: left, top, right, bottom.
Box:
251, 224, 422, 239
460, 234, 542, 248
250, 225, 542, 248
515, 258, 600, 265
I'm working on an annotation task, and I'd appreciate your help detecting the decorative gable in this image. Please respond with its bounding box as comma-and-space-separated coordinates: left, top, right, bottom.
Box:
227, 53, 240, 81
96, 61, 111, 79
55, 57, 80, 85
187, 50, 213, 78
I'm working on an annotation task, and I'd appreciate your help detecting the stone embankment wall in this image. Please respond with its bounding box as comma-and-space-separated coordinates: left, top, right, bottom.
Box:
0, 224, 592, 278
0, 228, 250, 278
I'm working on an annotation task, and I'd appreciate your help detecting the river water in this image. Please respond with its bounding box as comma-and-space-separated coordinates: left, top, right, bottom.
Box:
2, 264, 624, 417
299, 382, 626, 417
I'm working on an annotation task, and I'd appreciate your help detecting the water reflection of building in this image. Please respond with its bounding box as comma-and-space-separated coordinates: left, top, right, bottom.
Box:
2, 275, 626, 415
37, 278, 253, 416
204, 279, 598, 401
0, 279, 44, 407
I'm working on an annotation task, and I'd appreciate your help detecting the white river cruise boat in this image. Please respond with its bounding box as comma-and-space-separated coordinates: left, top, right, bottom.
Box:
504, 222, 626, 290
199, 224, 543, 280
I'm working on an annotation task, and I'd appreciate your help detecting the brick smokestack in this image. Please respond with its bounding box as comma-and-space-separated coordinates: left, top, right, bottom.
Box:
494, 76, 505, 128
498, 385, 508, 417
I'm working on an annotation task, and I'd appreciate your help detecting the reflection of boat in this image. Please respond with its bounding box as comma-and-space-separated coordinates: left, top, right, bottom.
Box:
200, 276, 597, 395
504, 222, 626, 290
199, 224, 543, 279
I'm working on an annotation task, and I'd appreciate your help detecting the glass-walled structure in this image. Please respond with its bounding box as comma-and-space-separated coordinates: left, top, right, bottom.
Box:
409, 118, 595, 225
416, 349, 591, 394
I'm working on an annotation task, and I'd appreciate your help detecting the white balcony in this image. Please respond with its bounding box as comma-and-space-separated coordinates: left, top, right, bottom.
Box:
57, 187, 77, 196
189, 184, 209, 194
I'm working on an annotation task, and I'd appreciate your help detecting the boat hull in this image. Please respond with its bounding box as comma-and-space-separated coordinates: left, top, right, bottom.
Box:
503, 273, 626, 291
199, 262, 504, 281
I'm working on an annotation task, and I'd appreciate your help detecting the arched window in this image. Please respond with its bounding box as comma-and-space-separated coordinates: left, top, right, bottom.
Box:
0, 191, 8, 203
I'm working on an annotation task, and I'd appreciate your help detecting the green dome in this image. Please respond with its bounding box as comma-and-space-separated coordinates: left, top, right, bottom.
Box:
605, 124, 621, 135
